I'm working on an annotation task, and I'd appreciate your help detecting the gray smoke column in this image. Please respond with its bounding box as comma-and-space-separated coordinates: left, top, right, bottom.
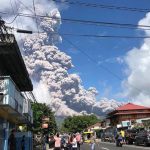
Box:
22, 2, 103, 116
0, 0, 121, 116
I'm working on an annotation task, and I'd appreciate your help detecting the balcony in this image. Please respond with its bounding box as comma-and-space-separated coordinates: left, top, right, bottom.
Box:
0, 76, 24, 123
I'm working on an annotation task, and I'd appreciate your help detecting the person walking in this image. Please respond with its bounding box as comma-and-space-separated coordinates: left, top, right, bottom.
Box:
76, 133, 81, 150
8, 129, 16, 150
72, 134, 77, 150
68, 134, 73, 150
42, 135, 46, 150
90, 134, 95, 150
54, 133, 61, 150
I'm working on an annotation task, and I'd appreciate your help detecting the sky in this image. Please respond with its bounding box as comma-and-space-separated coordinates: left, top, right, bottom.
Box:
56, 0, 150, 102
1, 0, 150, 110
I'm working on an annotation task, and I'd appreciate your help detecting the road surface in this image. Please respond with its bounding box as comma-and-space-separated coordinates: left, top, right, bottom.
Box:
81, 142, 150, 150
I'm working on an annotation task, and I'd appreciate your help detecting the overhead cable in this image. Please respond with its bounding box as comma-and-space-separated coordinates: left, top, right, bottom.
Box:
60, 33, 150, 39
1, 11, 150, 30
32, 0, 40, 35
5, 14, 19, 24
17, 0, 34, 14
63, 36, 149, 97
15, 13, 150, 31
53, 0, 150, 13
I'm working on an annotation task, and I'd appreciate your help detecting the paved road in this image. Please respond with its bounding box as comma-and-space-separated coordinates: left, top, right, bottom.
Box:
81, 142, 150, 150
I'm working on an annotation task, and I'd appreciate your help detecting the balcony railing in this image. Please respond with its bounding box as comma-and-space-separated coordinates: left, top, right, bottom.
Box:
0, 76, 23, 114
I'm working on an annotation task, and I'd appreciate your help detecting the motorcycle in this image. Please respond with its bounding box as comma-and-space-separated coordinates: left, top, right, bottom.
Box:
116, 138, 123, 147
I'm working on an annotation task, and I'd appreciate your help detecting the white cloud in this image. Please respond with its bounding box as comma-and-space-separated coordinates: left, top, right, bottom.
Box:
122, 12, 150, 106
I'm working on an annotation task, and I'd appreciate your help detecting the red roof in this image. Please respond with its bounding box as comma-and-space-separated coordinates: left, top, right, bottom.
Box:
117, 103, 150, 111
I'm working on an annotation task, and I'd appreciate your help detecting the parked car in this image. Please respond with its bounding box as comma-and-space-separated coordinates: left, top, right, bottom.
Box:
125, 129, 138, 144
135, 130, 150, 146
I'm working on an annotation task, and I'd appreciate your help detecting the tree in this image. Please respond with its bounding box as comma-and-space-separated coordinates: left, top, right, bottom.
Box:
61, 115, 100, 133
31, 102, 57, 134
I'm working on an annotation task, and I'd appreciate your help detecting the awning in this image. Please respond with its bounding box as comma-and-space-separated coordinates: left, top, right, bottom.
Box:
0, 104, 30, 124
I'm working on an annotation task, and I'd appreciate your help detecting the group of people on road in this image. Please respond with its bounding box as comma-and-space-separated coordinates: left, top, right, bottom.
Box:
43, 132, 82, 150
54, 132, 82, 150
51, 132, 96, 150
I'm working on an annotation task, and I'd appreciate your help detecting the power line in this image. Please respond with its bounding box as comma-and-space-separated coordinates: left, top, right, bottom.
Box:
9, 0, 20, 29
1, 0, 34, 24
59, 19, 150, 31
32, 0, 40, 35
53, 0, 150, 13
14, 13, 150, 30
18, 13, 150, 28
17, 0, 34, 14
5, 14, 19, 24
63, 36, 123, 80
1, 11, 150, 30
60, 33, 150, 39
63, 36, 150, 98
2, 12, 150, 39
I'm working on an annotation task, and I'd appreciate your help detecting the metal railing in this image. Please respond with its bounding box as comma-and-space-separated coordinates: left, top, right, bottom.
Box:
0, 77, 24, 114
0, 76, 33, 123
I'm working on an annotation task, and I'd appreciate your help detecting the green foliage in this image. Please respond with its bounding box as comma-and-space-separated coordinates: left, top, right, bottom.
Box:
31, 102, 57, 134
61, 115, 100, 133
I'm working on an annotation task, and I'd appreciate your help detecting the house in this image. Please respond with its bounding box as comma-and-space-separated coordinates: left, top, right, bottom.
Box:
87, 122, 102, 131
107, 103, 150, 127
0, 34, 33, 150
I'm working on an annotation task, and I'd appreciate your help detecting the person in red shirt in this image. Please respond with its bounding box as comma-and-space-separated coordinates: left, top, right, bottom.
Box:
76, 133, 81, 150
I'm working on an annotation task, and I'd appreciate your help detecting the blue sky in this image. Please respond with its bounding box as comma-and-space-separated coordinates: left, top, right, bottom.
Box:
57, 0, 149, 100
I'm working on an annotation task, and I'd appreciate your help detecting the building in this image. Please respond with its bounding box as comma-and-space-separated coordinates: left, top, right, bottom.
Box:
87, 122, 102, 131
107, 103, 150, 127
0, 33, 33, 150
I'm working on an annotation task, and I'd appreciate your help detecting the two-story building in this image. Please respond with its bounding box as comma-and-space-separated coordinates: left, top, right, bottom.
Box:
0, 34, 33, 150
107, 103, 150, 127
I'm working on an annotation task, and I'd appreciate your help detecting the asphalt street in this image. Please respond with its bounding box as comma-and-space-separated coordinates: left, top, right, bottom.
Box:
80, 142, 150, 150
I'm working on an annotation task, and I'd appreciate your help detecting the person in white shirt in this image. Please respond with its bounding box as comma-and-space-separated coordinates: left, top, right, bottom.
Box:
72, 134, 78, 150
54, 133, 61, 150
90, 134, 95, 150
